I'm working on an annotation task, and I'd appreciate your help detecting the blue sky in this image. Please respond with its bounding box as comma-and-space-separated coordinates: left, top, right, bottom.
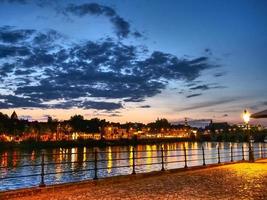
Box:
0, 0, 266, 124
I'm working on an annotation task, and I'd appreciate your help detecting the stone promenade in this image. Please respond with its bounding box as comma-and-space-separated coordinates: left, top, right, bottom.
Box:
2, 160, 267, 200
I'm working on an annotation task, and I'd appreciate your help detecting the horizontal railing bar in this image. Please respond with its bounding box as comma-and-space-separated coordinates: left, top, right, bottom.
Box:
163, 154, 184, 158
135, 162, 162, 167
96, 150, 133, 154
44, 168, 94, 176
0, 173, 41, 180
202, 156, 220, 160
97, 158, 130, 162
43, 152, 91, 156
232, 154, 244, 157
100, 149, 160, 154
135, 155, 162, 160
0, 152, 256, 169
165, 160, 186, 164
186, 158, 205, 162
1, 147, 266, 158
232, 150, 246, 153
0, 163, 42, 169
163, 148, 189, 152
0, 154, 39, 158
97, 165, 131, 170
45, 160, 95, 166
181, 153, 202, 157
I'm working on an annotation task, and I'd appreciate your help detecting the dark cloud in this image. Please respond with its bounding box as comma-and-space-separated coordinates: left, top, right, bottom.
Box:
0, 27, 218, 110
0, 63, 15, 76
0, 95, 45, 108
0, 0, 28, 4
66, 3, 116, 17
186, 81, 201, 87
190, 85, 209, 91
82, 101, 123, 110
109, 113, 121, 117
190, 84, 226, 91
249, 101, 267, 110
0, 94, 122, 110
0, 2, 141, 38
0, 26, 35, 43
139, 105, 151, 108
52, 100, 122, 110
179, 98, 239, 111
65, 3, 138, 38
32, 30, 62, 47
186, 93, 202, 98
132, 31, 142, 38
214, 72, 226, 77
0, 45, 31, 58
204, 48, 212, 56
110, 16, 130, 38
0, 0, 58, 7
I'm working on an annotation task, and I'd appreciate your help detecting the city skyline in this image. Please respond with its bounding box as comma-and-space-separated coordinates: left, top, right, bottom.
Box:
0, 0, 267, 125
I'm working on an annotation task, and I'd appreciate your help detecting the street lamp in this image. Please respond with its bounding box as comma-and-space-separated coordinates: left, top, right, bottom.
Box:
243, 109, 254, 162
243, 109, 250, 125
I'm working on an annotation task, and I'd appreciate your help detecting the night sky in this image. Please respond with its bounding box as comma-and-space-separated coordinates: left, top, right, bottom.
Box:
0, 0, 266, 124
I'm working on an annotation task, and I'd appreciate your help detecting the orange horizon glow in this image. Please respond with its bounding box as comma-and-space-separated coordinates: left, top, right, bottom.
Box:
0, 108, 266, 126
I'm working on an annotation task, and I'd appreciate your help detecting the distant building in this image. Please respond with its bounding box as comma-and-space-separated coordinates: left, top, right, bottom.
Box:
10, 111, 18, 120
206, 120, 231, 133
103, 126, 129, 140
184, 118, 189, 126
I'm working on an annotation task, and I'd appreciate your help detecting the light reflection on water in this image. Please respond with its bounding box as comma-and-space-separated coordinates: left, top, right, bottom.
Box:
107, 147, 112, 173
0, 142, 266, 191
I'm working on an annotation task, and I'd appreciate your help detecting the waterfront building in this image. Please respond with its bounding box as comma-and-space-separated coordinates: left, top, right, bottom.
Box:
205, 120, 231, 133
103, 126, 128, 140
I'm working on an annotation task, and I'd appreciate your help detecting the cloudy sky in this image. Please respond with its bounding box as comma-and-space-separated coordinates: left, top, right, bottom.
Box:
0, 0, 266, 124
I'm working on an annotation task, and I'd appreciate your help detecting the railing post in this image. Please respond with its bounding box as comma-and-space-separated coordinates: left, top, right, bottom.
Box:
93, 149, 98, 180
217, 145, 221, 164
183, 145, 188, 168
248, 140, 254, 162
230, 145, 233, 162
161, 145, 165, 171
265, 145, 266, 158
263, 145, 265, 158
261, 145, 263, 159
132, 147, 136, 175
39, 153, 46, 187
242, 145, 245, 161
202, 146, 206, 166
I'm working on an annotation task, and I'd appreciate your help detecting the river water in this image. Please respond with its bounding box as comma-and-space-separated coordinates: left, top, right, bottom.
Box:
0, 142, 266, 191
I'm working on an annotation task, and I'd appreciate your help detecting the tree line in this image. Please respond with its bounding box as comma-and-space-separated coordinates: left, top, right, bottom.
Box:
0, 112, 175, 136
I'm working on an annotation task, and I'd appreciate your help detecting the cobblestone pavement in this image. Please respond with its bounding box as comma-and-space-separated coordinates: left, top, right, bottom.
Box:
5, 160, 267, 200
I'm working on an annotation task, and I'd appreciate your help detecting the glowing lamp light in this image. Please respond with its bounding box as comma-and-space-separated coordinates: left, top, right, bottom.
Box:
243, 109, 250, 124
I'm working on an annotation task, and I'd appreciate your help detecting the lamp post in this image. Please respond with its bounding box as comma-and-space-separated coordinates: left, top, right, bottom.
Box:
243, 109, 254, 162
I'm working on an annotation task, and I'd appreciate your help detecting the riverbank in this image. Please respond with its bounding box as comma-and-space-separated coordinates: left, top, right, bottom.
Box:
0, 138, 192, 150
1, 134, 266, 150
2, 159, 267, 200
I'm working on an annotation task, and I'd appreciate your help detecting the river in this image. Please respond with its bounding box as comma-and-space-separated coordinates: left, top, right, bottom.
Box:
0, 142, 266, 191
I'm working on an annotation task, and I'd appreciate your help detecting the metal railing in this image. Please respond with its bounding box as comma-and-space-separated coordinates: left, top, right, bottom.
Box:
0, 144, 266, 190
